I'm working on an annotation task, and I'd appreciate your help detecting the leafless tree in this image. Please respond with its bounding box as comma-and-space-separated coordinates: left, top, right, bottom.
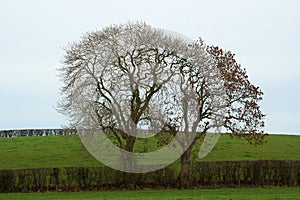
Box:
159, 39, 266, 187
58, 22, 266, 187
58, 22, 190, 174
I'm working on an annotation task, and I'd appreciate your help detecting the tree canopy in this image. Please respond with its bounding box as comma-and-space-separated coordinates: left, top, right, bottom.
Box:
58, 22, 266, 183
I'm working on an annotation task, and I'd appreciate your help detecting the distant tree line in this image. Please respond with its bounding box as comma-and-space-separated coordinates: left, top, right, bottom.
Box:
0, 160, 299, 192
0, 129, 77, 138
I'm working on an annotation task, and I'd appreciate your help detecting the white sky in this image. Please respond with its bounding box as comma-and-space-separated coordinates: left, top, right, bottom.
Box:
0, 0, 299, 134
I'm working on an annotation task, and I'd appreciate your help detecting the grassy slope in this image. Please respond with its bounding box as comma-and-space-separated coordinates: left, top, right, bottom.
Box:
0, 187, 299, 200
0, 135, 100, 169
197, 134, 300, 162
0, 134, 299, 170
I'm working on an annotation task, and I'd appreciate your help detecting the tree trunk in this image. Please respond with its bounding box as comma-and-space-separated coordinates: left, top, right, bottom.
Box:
178, 146, 193, 188
120, 135, 137, 188
124, 135, 136, 169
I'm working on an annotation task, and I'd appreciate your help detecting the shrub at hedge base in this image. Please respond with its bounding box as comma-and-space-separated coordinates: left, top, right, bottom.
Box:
0, 160, 299, 192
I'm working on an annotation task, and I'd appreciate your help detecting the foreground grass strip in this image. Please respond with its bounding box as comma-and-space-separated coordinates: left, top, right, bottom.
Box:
0, 187, 299, 200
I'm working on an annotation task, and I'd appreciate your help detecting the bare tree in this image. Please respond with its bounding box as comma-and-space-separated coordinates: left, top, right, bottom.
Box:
58, 22, 190, 176
163, 39, 266, 187
58, 22, 266, 187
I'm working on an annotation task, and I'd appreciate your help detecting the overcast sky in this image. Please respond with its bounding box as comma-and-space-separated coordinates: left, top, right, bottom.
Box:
0, 0, 299, 134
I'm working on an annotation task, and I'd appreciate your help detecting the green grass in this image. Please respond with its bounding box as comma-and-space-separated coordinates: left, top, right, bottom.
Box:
0, 134, 299, 170
1, 135, 299, 199
0, 135, 100, 169
0, 187, 299, 200
196, 134, 300, 162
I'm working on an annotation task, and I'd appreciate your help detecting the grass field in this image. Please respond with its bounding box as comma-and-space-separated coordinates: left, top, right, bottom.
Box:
0, 187, 299, 200
1, 134, 299, 199
0, 134, 299, 169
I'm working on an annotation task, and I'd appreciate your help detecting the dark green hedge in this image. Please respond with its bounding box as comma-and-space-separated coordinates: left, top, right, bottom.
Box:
0, 160, 299, 192
190, 160, 300, 187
